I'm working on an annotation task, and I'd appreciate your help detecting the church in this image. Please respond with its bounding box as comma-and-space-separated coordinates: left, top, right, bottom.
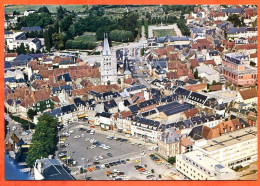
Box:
100, 33, 117, 85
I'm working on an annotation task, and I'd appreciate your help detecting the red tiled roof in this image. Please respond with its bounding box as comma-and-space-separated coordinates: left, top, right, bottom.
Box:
202, 119, 243, 139
184, 84, 207, 92
5, 53, 18, 58
180, 137, 193, 147
189, 59, 199, 68
239, 88, 257, 100
209, 85, 222, 91
120, 110, 132, 119
183, 108, 199, 119
235, 44, 257, 50
204, 59, 216, 66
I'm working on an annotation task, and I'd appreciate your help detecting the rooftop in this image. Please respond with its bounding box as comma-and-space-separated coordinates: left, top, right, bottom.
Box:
200, 126, 257, 152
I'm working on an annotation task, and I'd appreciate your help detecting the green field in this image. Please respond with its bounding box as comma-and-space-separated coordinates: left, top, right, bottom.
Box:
153, 29, 176, 37
74, 34, 97, 43
5, 5, 85, 13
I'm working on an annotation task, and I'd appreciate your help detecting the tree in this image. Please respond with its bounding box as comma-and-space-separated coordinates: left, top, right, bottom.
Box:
212, 80, 217, 85
26, 114, 58, 167
52, 33, 64, 50
27, 109, 37, 120
38, 6, 51, 15
227, 14, 242, 27
250, 61, 256, 67
194, 68, 199, 79
5, 13, 9, 21
57, 6, 67, 20
168, 156, 176, 165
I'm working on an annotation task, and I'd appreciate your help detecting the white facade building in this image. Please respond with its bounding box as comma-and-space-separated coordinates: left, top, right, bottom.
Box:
193, 127, 257, 168
176, 150, 236, 180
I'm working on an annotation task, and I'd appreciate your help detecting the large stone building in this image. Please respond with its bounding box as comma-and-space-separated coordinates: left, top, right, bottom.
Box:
100, 34, 117, 85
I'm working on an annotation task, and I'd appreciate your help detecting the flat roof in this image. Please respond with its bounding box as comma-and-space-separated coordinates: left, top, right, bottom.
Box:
182, 150, 234, 173
200, 127, 257, 152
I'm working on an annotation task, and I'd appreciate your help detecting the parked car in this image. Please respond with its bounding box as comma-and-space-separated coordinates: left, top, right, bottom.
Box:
107, 153, 113, 157
93, 156, 99, 161
105, 164, 110, 168
90, 130, 95, 135
74, 135, 81, 139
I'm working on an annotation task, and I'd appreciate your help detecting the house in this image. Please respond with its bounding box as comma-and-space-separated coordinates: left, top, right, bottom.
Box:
21, 26, 43, 33
116, 110, 132, 133
34, 158, 74, 180
24, 9, 36, 16
60, 104, 78, 124
99, 112, 114, 130
226, 27, 257, 39
158, 128, 180, 158
237, 88, 257, 104
131, 116, 160, 142
8, 37, 42, 51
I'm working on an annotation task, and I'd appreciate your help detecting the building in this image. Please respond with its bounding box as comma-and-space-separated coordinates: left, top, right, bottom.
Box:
176, 150, 236, 180
222, 53, 257, 87
237, 88, 258, 104
24, 9, 36, 16
194, 126, 257, 168
100, 34, 117, 85
7, 38, 42, 51
195, 65, 220, 84
158, 128, 180, 158
131, 116, 160, 142
34, 158, 74, 180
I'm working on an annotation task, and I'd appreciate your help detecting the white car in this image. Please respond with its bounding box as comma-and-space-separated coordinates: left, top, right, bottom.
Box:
99, 155, 104, 160
81, 134, 85, 137
107, 136, 113, 139
140, 170, 150, 175
74, 135, 81, 139
90, 145, 96, 149
58, 141, 65, 144
100, 164, 106, 169
113, 137, 117, 140
68, 130, 74, 134
93, 156, 99, 161
12, 126, 17, 131
85, 138, 90, 142
90, 130, 95, 135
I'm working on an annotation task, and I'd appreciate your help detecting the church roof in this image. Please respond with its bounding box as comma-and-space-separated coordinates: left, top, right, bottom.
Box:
103, 34, 111, 56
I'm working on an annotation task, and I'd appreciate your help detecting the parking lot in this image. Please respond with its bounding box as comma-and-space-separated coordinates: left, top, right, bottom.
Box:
57, 123, 178, 180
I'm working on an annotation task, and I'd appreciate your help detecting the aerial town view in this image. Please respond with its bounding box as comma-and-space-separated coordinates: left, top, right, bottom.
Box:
4, 4, 258, 181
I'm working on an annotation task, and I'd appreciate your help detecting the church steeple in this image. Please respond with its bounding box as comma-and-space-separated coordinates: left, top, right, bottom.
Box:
103, 33, 111, 56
